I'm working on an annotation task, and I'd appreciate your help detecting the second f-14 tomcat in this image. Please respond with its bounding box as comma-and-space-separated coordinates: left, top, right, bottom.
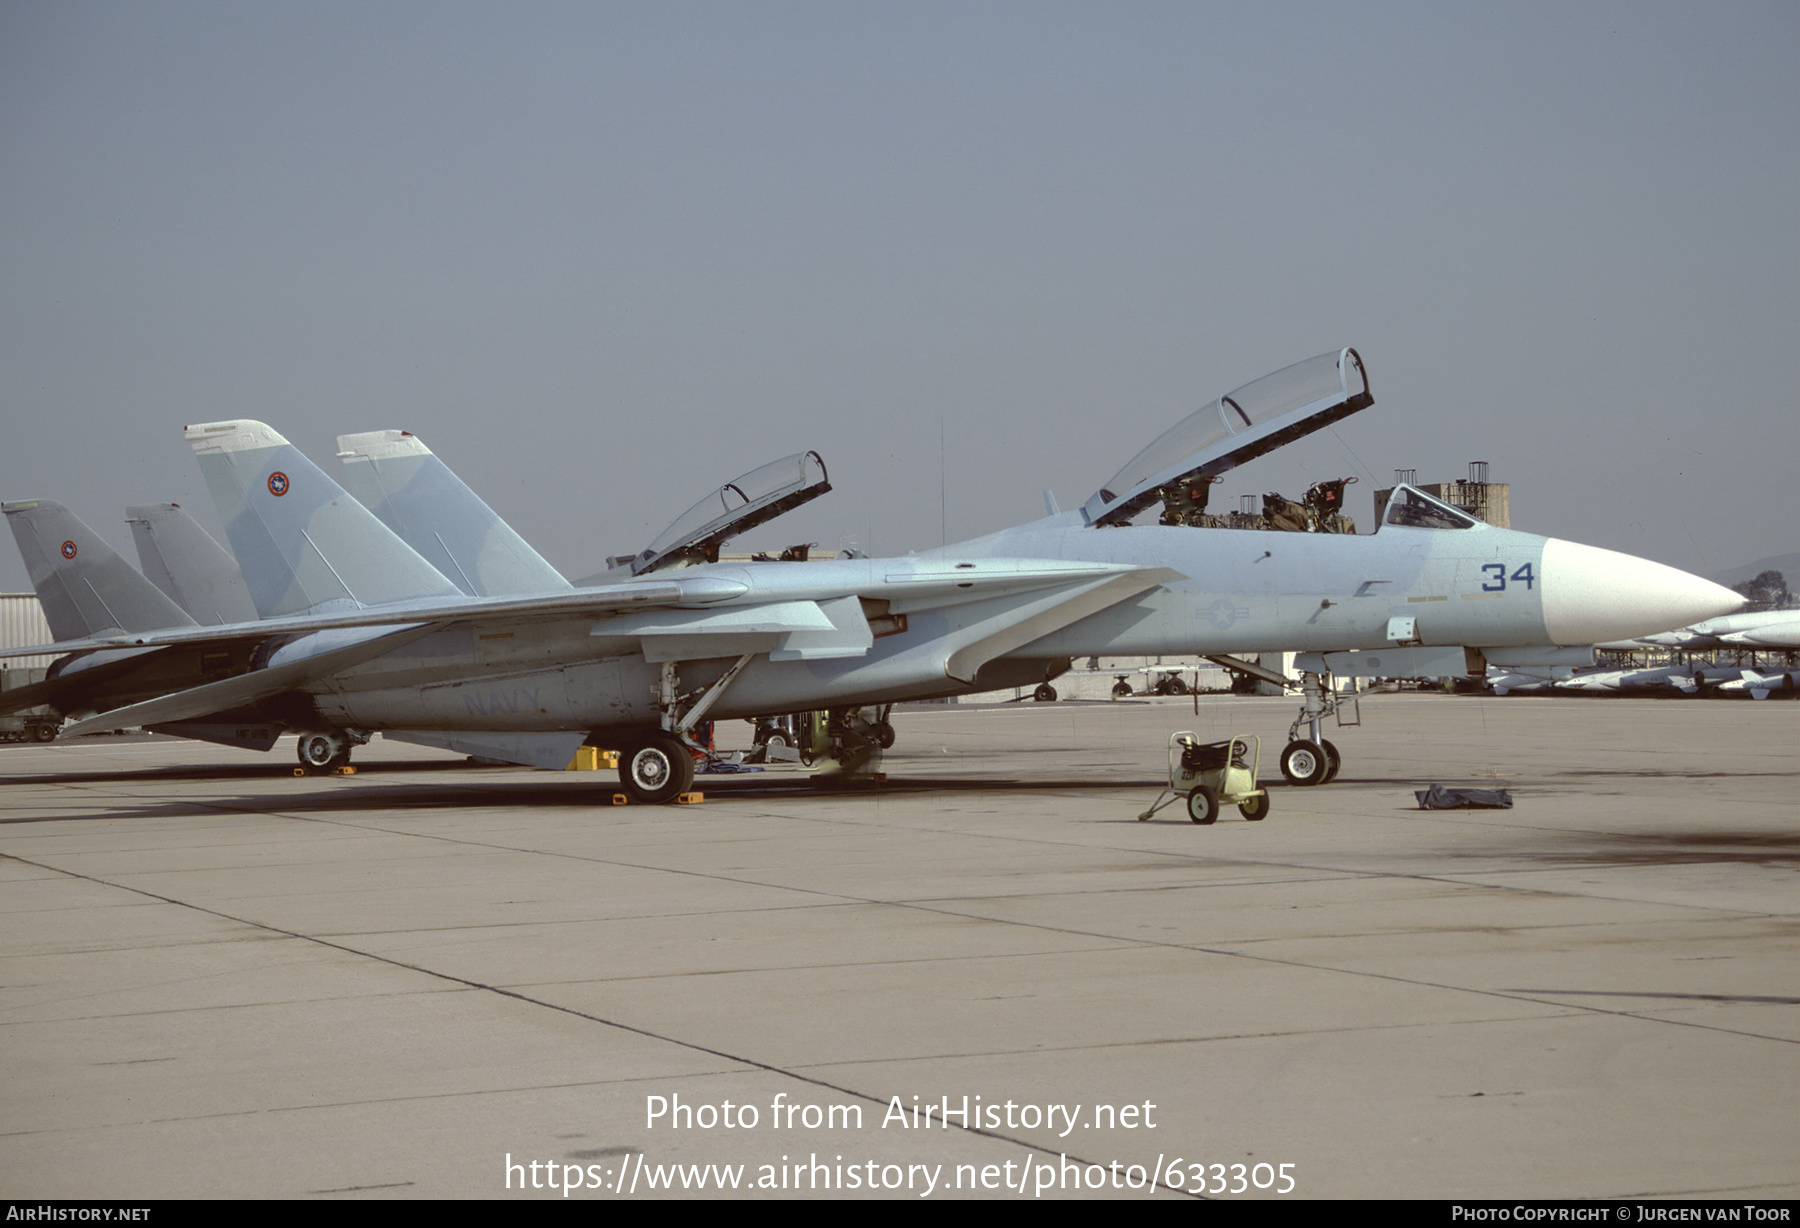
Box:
3, 349, 1742, 801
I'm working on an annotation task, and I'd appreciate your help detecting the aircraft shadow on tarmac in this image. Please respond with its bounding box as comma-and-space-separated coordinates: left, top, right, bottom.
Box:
0, 758, 1180, 821
8, 759, 1800, 868
1527, 827, 1800, 866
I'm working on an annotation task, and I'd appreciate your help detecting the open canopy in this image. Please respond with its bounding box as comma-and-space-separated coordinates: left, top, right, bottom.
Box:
633, 451, 831, 574
1083, 348, 1372, 526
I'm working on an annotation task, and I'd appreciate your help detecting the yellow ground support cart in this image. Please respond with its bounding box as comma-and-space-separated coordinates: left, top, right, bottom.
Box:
1138, 732, 1271, 825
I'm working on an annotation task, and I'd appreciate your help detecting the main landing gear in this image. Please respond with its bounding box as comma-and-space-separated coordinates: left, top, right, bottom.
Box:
805, 705, 894, 783
296, 729, 368, 772
619, 730, 697, 805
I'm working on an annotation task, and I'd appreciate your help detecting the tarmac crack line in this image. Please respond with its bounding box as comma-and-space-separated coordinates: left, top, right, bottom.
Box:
0, 851, 1203, 1198
17, 791, 1788, 1044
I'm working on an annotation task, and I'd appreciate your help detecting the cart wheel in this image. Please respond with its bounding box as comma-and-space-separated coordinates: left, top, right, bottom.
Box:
1239, 793, 1270, 821
1280, 739, 1330, 786
1186, 785, 1219, 825
1111, 681, 1133, 699
1320, 739, 1342, 784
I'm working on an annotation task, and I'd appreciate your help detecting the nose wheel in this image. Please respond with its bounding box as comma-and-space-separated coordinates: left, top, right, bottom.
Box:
1279, 739, 1326, 786
1279, 738, 1343, 786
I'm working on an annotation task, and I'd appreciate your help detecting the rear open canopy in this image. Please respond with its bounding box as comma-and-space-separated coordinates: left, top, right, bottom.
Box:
1083, 348, 1371, 526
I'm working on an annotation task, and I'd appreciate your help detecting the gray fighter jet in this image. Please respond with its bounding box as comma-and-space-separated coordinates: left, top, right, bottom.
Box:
3, 349, 1743, 801
126, 503, 259, 626
1622, 610, 1800, 651
0, 499, 284, 751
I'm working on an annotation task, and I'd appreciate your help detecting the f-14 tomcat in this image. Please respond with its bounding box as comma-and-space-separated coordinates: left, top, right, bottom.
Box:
0, 349, 1742, 802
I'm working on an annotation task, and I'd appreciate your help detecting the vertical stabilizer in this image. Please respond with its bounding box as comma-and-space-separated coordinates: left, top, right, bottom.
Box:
185, 421, 463, 617
3, 500, 196, 639
335, 430, 571, 597
126, 503, 260, 626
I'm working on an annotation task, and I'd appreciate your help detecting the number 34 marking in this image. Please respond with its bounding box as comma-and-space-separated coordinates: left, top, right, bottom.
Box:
1481, 563, 1534, 592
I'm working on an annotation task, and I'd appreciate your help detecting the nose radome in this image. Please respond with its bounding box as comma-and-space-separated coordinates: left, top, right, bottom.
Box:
1540, 539, 1743, 646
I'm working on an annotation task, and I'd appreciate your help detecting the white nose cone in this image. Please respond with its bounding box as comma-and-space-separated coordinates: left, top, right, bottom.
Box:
1541, 539, 1743, 646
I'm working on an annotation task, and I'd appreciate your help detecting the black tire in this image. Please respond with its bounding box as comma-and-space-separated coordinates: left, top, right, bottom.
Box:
1239, 793, 1271, 821
1187, 785, 1219, 825
619, 733, 695, 804
1111, 681, 1133, 699
874, 721, 896, 750
1320, 739, 1342, 784
1033, 684, 1057, 703
31, 723, 57, 743
1166, 677, 1187, 696
298, 733, 340, 769
1280, 739, 1330, 786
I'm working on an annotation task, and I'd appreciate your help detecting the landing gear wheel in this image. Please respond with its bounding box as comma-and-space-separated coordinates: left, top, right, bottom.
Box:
1320, 739, 1342, 784
297, 732, 348, 770
1280, 739, 1330, 786
1033, 684, 1057, 703
1239, 793, 1271, 821
874, 721, 896, 749
619, 733, 695, 805
32, 723, 57, 742
1186, 785, 1219, 825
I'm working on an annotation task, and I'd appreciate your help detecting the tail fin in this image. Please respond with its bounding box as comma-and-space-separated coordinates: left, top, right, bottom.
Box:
185, 420, 463, 617
335, 430, 570, 597
125, 503, 260, 626
2, 500, 196, 639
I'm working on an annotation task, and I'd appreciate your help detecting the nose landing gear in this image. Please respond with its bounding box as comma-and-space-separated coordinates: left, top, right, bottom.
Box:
1280, 670, 1354, 786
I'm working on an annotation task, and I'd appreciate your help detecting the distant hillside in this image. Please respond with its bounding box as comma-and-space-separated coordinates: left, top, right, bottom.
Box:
1709, 553, 1800, 591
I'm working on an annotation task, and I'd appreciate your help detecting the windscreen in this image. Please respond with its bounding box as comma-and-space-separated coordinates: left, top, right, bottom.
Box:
1381, 486, 1478, 530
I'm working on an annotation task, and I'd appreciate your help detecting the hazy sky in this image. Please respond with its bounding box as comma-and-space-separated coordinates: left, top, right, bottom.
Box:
2, 1, 1794, 595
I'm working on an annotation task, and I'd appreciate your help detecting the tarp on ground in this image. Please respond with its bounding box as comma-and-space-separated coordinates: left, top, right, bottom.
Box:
1414, 784, 1513, 809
